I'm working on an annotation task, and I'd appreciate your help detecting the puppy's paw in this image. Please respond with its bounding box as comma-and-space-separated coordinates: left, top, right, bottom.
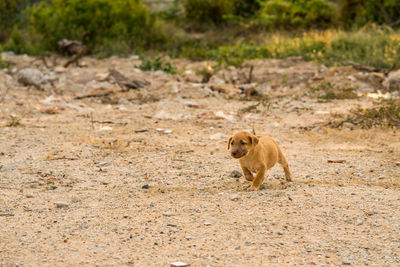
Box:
248, 185, 260, 191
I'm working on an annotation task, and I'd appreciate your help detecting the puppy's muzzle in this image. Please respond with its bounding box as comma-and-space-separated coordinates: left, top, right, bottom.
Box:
231, 150, 244, 158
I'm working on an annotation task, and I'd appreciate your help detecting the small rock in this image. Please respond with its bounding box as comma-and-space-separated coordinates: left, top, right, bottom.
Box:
154, 110, 182, 120
96, 160, 112, 167
215, 111, 235, 122
230, 194, 240, 201
55, 201, 69, 208
315, 110, 330, 115
142, 184, 150, 189
101, 181, 110, 185
204, 222, 212, 226
99, 126, 113, 131
210, 133, 225, 140
54, 66, 66, 73
25, 193, 34, 198
229, 169, 242, 178
342, 122, 354, 130
71, 196, 80, 203
396, 162, 400, 166
170, 262, 189, 267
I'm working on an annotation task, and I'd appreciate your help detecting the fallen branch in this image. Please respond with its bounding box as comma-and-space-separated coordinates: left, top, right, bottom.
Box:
0, 213, 14, 217
109, 68, 149, 90
328, 159, 346, 163
74, 88, 116, 99
346, 61, 391, 74
247, 65, 254, 83
64, 48, 87, 68
46, 156, 79, 161
92, 120, 128, 125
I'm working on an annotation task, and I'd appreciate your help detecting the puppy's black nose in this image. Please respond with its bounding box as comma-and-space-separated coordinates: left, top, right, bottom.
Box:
232, 151, 238, 156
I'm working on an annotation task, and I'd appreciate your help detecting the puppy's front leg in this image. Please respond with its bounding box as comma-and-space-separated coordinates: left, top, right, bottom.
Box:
240, 166, 254, 181
249, 166, 266, 191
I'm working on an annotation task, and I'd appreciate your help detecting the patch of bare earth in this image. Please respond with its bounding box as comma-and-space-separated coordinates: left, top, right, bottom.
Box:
0, 54, 399, 266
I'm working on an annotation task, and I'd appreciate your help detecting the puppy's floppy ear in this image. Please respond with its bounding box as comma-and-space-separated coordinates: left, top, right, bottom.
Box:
253, 136, 259, 145
248, 135, 259, 146
227, 137, 232, 150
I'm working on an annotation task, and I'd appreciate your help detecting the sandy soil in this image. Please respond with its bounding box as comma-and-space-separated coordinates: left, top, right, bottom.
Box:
0, 54, 399, 266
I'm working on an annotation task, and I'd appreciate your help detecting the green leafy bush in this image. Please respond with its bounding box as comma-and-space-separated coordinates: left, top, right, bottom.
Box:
173, 30, 400, 69
0, 0, 45, 43
339, 0, 400, 28
26, 0, 165, 52
0, 0, 21, 42
256, 0, 337, 29
136, 56, 176, 73
183, 0, 234, 26
232, 0, 261, 18
182, 0, 263, 26
4, 27, 40, 54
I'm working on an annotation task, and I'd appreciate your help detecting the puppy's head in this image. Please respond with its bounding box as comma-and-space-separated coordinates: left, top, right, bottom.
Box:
228, 131, 259, 159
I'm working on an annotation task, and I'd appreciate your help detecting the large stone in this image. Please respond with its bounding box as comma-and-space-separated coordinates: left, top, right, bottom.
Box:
17, 68, 44, 89
383, 70, 400, 92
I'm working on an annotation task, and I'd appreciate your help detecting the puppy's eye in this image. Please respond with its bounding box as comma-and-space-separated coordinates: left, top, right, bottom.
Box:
240, 141, 245, 145
231, 141, 234, 145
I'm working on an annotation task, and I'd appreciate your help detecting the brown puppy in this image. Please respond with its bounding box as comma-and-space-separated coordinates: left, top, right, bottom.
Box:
228, 131, 292, 190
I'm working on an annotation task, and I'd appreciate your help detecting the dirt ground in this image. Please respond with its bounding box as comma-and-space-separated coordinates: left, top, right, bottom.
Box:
0, 54, 399, 266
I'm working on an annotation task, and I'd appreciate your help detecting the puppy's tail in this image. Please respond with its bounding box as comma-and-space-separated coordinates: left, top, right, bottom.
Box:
276, 143, 292, 182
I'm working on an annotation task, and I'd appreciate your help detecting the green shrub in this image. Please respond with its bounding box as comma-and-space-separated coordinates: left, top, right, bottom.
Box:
0, 0, 20, 42
348, 99, 400, 128
257, 0, 337, 29
26, 0, 164, 52
172, 30, 400, 69
0, 0, 45, 43
4, 26, 40, 55
183, 0, 234, 26
136, 56, 176, 73
339, 0, 400, 28
232, 0, 262, 18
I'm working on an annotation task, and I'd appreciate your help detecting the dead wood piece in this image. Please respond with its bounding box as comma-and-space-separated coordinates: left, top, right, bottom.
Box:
75, 88, 116, 99
346, 61, 390, 74
0, 213, 14, 217
64, 48, 87, 68
247, 65, 254, 84
328, 159, 346, 163
109, 68, 149, 90
134, 129, 148, 133
47, 156, 79, 161
92, 120, 127, 125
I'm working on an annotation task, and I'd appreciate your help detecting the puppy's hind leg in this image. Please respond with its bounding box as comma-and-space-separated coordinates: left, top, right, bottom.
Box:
278, 149, 292, 182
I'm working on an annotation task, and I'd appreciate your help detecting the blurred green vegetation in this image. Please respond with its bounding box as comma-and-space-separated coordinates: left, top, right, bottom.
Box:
0, 0, 399, 68
136, 56, 176, 73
